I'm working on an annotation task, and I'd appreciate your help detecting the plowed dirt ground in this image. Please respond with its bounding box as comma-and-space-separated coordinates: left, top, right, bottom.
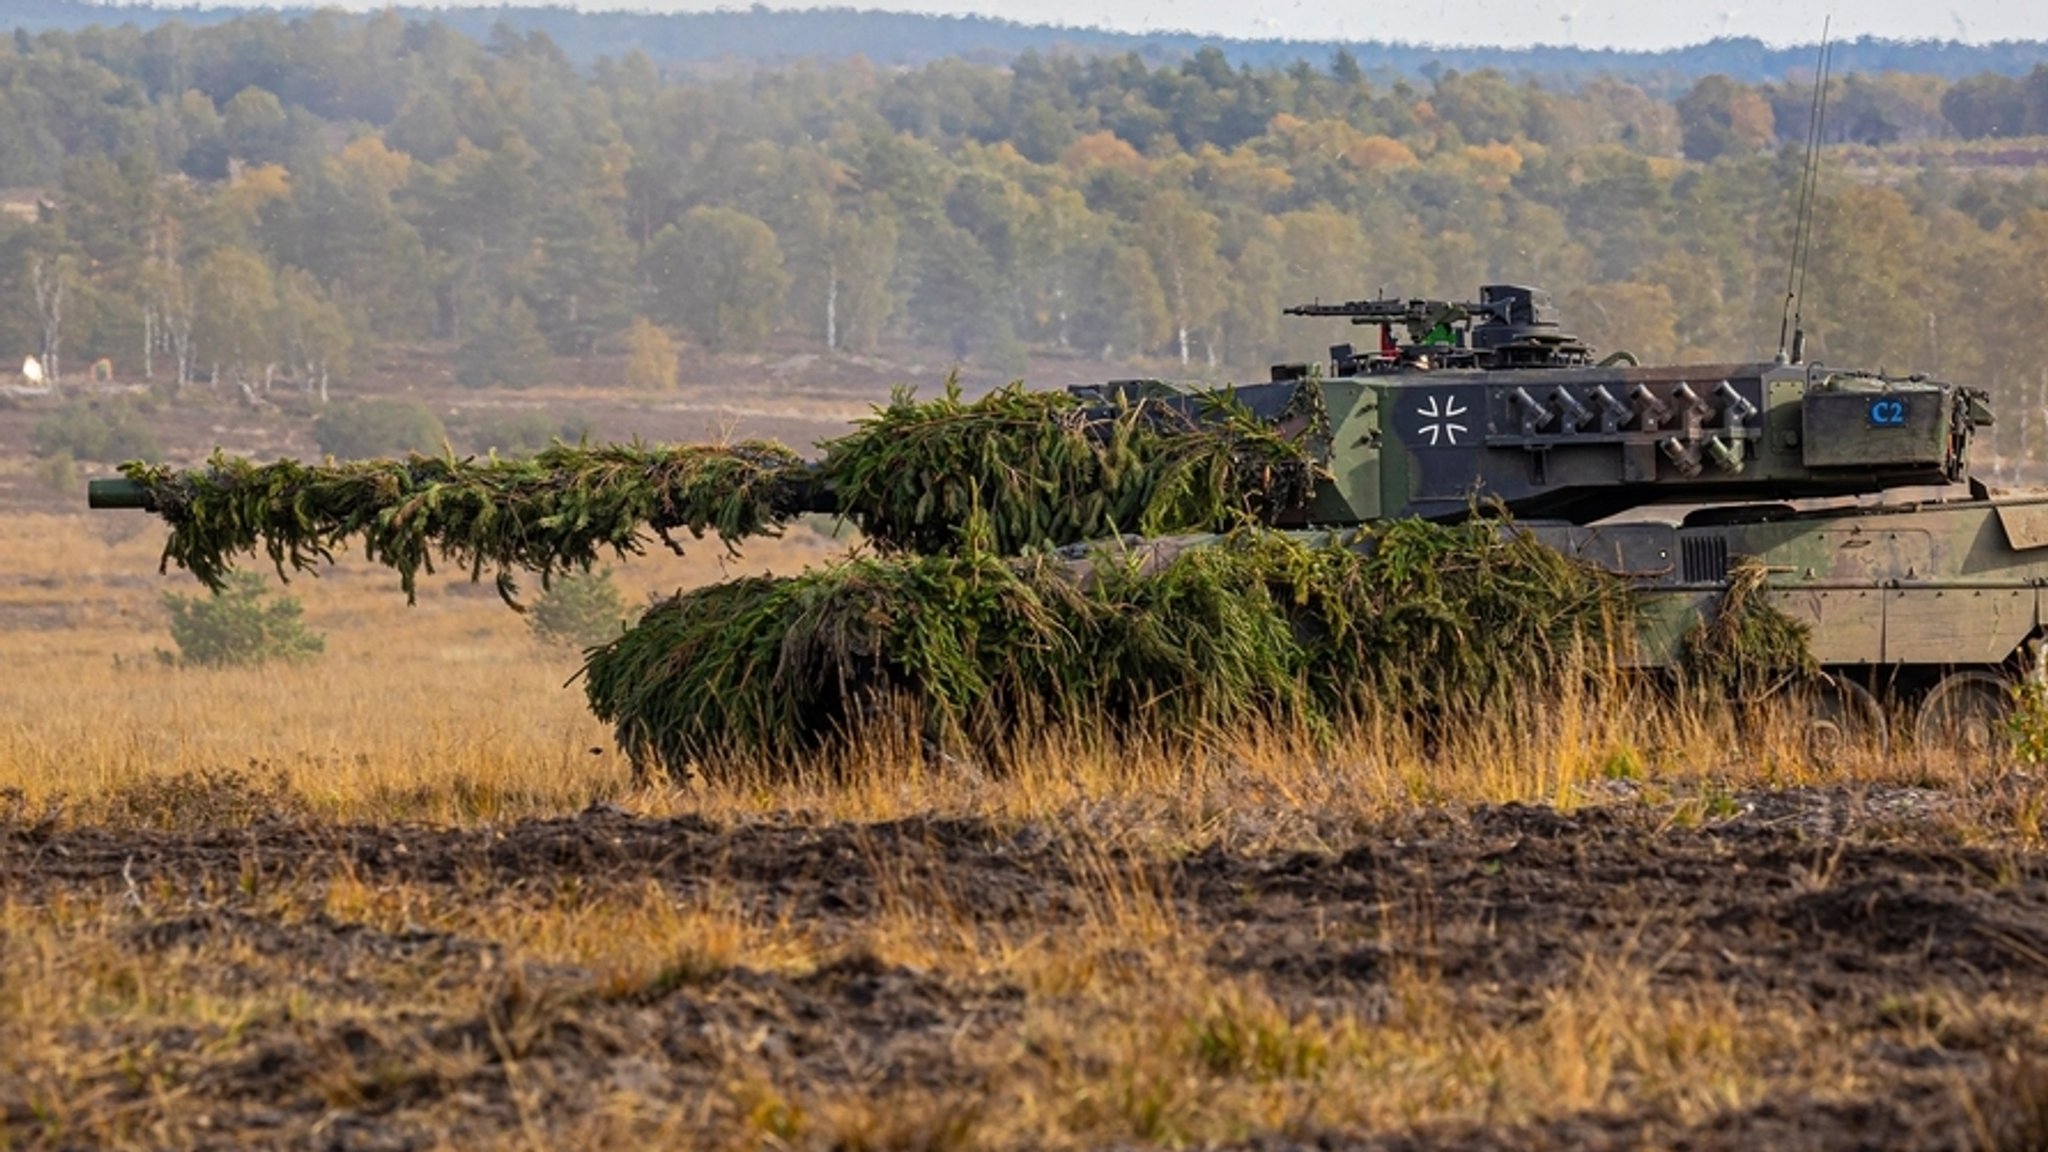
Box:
6, 784, 2047, 1150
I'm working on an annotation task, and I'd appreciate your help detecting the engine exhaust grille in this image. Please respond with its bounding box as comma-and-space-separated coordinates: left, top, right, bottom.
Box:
1682, 536, 1730, 584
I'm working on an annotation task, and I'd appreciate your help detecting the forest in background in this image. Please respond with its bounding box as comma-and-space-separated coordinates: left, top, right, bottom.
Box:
3, 10, 2048, 470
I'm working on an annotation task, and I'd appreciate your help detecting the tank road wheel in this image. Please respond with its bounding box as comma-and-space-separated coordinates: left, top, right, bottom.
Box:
1799, 673, 1889, 765
1914, 671, 2013, 760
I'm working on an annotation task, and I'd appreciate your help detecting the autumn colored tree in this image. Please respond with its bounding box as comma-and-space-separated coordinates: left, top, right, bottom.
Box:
1676, 76, 1777, 162
1564, 281, 1679, 365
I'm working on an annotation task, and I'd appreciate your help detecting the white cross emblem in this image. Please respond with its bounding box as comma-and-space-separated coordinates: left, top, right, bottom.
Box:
1417, 394, 1469, 446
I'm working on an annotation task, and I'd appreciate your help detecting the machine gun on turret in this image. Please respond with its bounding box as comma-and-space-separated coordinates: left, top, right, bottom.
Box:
1280, 284, 1600, 375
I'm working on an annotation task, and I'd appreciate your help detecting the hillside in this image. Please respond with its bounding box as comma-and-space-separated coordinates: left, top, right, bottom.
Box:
3, 0, 2047, 81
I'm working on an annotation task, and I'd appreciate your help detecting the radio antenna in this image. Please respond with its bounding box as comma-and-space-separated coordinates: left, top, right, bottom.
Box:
1778, 19, 1833, 364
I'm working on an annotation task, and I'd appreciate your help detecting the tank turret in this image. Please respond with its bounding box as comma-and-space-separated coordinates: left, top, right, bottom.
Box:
1076, 284, 1991, 527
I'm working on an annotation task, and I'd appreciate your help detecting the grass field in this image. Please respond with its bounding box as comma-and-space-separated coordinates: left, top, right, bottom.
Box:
4, 507, 2048, 1149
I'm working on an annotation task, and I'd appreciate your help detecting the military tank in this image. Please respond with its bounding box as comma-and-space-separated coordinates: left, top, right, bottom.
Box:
1078, 284, 2029, 755
86, 283, 2042, 759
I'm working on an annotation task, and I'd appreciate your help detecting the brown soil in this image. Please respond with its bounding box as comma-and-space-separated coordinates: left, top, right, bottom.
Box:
5, 787, 2046, 1149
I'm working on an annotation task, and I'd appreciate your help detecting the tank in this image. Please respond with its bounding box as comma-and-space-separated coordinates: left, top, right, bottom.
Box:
84, 283, 2042, 755
1080, 285, 2029, 754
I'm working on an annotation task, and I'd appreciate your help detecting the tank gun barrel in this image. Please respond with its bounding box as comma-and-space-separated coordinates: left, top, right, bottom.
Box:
88, 477, 154, 510
85, 469, 836, 516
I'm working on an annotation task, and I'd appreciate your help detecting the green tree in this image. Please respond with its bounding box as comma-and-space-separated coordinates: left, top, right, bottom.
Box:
829, 210, 900, 353
191, 244, 277, 396
1943, 73, 2030, 139
59, 154, 159, 354
530, 190, 638, 354
31, 398, 160, 462
221, 86, 294, 163
1014, 186, 1096, 351
527, 567, 630, 649
413, 135, 541, 340
386, 88, 461, 162
261, 138, 434, 341
1801, 186, 1929, 372
906, 219, 999, 357
645, 206, 788, 351
1278, 209, 1364, 303
1136, 190, 1223, 365
1220, 229, 1283, 369
162, 572, 325, 669
273, 267, 354, 402
622, 315, 679, 391
1092, 244, 1169, 359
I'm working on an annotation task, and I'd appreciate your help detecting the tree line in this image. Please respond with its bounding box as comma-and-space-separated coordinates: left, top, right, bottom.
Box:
8, 2, 2048, 82
2, 13, 2048, 467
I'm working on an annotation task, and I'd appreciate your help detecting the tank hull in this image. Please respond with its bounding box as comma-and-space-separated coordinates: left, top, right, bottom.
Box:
1518, 488, 2048, 752
1529, 489, 2048, 674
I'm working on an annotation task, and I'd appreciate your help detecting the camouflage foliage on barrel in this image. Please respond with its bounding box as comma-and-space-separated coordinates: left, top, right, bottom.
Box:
119, 442, 804, 603
113, 380, 1323, 604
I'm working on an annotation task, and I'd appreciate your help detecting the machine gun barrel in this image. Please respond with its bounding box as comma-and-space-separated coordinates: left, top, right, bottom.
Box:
1283, 298, 1495, 323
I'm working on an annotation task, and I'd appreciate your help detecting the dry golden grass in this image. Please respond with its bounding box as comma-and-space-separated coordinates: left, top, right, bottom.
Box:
0, 510, 1986, 834
0, 512, 852, 823
6, 510, 2048, 1150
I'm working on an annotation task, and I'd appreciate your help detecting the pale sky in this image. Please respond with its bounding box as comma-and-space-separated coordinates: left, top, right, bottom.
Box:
632, 0, 2048, 49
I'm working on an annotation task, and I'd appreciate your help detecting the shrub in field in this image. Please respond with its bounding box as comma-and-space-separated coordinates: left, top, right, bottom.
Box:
528, 568, 631, 648
622, 316, 679, 392
2010, 678, 2048, 765
31, 398, 161, 462
38, 452, 78, 492
467, 409, 595, 456
312, 399, 447, 459
162, 572, 325, 668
